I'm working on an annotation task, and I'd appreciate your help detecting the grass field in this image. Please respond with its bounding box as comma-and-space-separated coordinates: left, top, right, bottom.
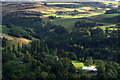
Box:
2, 34, 31, 44
50, 17, 115, 31
72, 61, 84, 69
91, 13, 119, 18
51, 18, 79, 30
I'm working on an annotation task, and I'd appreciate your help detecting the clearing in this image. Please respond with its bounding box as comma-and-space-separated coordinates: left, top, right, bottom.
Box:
72, 61, 84, 69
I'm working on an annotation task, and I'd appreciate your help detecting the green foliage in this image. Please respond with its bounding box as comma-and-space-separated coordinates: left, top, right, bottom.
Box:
75, 20, 96, 28
105, 9, 118, 14
6, 24, 32, 39
84, 57, 93, 66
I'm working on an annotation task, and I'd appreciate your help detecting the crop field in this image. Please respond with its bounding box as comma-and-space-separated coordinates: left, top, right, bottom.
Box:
72, 61, 84, 69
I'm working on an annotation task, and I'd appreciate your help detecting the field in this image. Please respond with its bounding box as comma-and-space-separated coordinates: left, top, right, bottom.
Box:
91, 13, 119, 18
47, 3, 79, 5
2, 34, 31, 45
50, 14, 117, 31
43, 13, 102, 18
50, 18, 79, 31
2, 2, 119, 38
72, 61, 84, 69
1, 25, 32, 45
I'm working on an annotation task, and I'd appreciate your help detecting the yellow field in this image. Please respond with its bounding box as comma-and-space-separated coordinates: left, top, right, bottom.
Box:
2, 34, 31, 44
103, 1, 119, 7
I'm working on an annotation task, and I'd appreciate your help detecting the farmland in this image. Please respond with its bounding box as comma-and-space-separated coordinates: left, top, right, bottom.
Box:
49, 13, 119, 31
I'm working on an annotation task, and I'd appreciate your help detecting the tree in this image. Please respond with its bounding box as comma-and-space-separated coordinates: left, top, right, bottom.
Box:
45, 44, 49, 54
17, 43, 21, 51
40, 71, 48, 78
37, 40, 41, 52
2, 37, 7, 47
94, 60, 105, 78
31, 41, 37, 53
23, 51, 31, 63
47, 73, 56, 78
12, 44, 17, 52
68, 52, 77, 60
54, 25, 68, 35
35, 66, 41, 78
105, 9, 118, 14
85, 57, 93, 66
44, 3, 47, 6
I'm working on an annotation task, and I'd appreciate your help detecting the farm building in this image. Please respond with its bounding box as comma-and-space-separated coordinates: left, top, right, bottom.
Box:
82, 66, 97, 71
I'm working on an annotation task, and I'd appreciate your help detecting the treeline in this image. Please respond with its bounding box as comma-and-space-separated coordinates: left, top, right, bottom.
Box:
105, 9, 118, 14
55, 10, 90, 16
6, 24, 32, 40
2, 16, 43, 28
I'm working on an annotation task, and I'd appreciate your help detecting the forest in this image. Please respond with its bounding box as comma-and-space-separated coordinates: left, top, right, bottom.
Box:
1, 1, 120, 79
2, 16, 120, 79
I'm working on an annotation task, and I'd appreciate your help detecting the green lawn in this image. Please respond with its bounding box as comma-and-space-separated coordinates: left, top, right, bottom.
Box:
72, 61, 84, 69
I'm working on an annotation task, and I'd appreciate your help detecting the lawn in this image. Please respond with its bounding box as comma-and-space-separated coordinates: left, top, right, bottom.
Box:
72, 61, 84, 69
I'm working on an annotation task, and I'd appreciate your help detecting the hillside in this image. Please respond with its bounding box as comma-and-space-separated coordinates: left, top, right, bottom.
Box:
2, 1, 120, 79
2, 2, 118, 18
